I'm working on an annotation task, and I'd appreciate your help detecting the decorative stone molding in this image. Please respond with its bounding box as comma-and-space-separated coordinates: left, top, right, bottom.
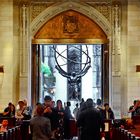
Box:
30, 3, 53, 21
87, 2, 111, 22
20, 4, 29, 76
31, 2, 111, 37
33, 10, 108, 42
30, 1, 112, 22
112, 2, 121, 76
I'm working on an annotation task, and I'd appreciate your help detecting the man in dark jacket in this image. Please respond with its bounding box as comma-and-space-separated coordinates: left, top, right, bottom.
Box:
77, 98, 104, 140
102, 103, 114, 120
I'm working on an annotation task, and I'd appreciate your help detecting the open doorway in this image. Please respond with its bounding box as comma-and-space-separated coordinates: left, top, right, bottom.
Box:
31, 44, 109, 107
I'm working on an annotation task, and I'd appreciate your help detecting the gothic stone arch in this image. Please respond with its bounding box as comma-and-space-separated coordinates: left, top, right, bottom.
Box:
30, 1, 111, 105
31, 1, 111, 37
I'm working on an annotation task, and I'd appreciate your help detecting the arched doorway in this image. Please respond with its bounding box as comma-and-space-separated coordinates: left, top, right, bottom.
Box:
31, 3, 110, 107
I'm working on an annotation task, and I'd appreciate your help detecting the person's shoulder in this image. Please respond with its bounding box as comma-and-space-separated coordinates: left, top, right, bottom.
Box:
78, 109, 86, 116
31, 116, 50, 121
129, 105, 134, 109
4, 107, 9, 111
40, 116, 51, 124
40, 115, 49, 120
27, 106, 32, 110
94, 107, 101, 112
30, 116, 37, 124
109, 108, 114, 112
80, 107, 99, 116
90, 107, 102, 115
52, 107, 58, 112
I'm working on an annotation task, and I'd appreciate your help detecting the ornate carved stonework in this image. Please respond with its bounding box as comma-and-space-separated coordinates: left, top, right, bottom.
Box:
31, 2, 54, 21
112, 2, 121, 76
20, 4, 29, 76
28, 1, 112, 26
63, 14, 79, 34
31, 2, 111, 37
87, 2, 111, 22
34, 10, 107, 41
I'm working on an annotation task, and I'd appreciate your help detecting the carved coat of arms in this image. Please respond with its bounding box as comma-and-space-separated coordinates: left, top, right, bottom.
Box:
63, 15, 79, 34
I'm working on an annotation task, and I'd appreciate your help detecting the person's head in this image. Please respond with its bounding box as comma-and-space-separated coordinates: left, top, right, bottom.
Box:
23, 99, 27, 106
80, 102, 87, 111
51, 101, 55, 108
133, 100, 137, 105
67, 101, 71, 107
44, 95, 52, 107
36, 104, 44, 116
18, 100, 25, 108
81, 98, 84, 103
76, 103, 78, 108
56, 100, 62, 107
104, 103, 110, 111
10, 104, 15, 111
36, 102, 41, 106
8, 102, 12, 107
97, 99, 102, 106
71, 72, 76, 77
8, 102, 15, 111
86, 98, 93, 108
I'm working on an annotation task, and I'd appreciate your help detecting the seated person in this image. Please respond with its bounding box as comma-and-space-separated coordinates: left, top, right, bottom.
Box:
15, 100, 25, 120
15, 100, 32, 120
22, 99, 32, 120
3, 102, 15, 118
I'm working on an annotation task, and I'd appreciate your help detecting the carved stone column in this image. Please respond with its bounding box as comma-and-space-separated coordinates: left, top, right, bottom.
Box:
112, 2, 121, 76
111, 1, 122, 118
19, 4, 30, 100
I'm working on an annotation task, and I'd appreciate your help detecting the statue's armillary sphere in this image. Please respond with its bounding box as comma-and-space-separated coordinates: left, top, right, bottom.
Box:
53, 45, 91, 86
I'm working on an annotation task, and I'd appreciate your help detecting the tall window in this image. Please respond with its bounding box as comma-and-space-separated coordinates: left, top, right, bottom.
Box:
92, 45, 102, 100
40, 45, 56, 102
82, 45, 102, 101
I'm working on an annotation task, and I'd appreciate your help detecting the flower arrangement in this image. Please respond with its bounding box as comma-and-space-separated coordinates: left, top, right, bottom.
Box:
120, 118, 135, 129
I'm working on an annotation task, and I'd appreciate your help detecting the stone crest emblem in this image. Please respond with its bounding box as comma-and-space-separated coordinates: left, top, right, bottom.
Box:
63, 15, 79, 34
